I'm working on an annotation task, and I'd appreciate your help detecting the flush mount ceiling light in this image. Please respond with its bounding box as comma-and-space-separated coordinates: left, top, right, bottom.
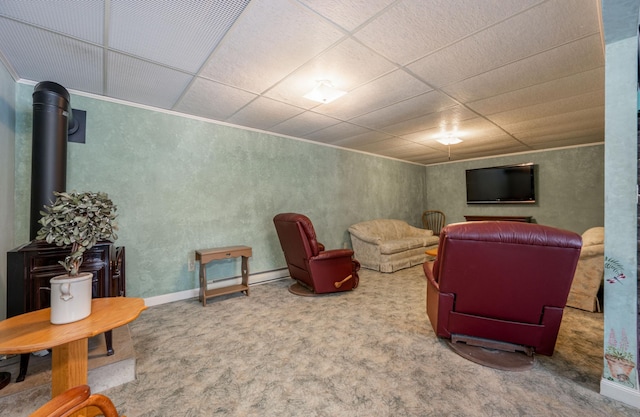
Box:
436, 136, 463, 145
303, 80, 346, 104
435, 133, 463, 161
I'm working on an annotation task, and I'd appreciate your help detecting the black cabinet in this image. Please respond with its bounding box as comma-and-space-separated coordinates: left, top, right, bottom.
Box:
7, 241, 125, 318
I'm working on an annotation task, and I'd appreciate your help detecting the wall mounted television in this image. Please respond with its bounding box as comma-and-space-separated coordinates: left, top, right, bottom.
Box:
465, 163, 536, 204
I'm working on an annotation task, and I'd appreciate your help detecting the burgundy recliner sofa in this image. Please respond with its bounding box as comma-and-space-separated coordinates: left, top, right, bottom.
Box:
273, 213, 360, 294
423, 221, 582, 356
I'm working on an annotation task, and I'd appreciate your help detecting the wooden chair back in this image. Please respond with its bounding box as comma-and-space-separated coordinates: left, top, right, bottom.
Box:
30, 385, 121, 417
422, 210, 446, 235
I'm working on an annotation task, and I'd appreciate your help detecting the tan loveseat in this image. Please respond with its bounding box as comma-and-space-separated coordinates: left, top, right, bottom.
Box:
348, 219, 439, 272
566, 227, 604, 312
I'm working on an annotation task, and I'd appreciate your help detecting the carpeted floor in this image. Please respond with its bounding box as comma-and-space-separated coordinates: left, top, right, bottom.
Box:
1, 265, 637, 416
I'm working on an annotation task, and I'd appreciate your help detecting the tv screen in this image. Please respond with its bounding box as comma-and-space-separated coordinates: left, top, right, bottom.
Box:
466, 163, 536, 204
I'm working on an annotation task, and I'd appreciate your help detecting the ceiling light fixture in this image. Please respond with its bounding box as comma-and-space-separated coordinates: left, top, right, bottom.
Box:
436, 136, 463, 145
303, 80, 346, 104
435, 134, 463, 161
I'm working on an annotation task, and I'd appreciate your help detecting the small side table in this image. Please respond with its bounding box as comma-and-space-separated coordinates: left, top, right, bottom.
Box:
425, 247, 438, 257
196, 245, 252, 306
0, 297, 146, 408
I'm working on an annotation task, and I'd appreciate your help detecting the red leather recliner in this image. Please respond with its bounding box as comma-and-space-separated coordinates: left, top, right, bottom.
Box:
273, 213, 360, 294
424, 221, 582, 356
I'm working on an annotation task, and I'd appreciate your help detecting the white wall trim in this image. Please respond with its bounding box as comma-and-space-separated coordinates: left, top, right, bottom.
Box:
600, 379, 640, 409
143, 268, 289, 307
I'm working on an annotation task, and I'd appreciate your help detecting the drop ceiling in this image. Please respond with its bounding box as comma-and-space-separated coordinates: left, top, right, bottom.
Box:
0, 0, 604, 164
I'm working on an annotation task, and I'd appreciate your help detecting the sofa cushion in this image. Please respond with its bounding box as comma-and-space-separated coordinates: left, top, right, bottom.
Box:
379, 237, 426, 255
349, 219, 434, 242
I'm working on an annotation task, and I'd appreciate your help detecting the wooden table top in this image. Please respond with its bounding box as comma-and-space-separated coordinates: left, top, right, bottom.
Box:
195, 245, 252, 264
0, 297, 146, 355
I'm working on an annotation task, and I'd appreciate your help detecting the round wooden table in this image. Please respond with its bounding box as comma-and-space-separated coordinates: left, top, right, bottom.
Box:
0, 297, 146, 414
425, 247, 438, 257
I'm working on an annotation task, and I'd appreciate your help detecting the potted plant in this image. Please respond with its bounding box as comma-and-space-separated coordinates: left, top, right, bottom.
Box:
36, 191, 118, 324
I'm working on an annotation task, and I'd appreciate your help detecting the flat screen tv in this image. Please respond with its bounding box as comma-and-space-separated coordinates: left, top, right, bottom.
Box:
466, 163, 536, 204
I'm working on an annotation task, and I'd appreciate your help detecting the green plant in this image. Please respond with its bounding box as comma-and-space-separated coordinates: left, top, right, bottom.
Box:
36, 191, 118, 276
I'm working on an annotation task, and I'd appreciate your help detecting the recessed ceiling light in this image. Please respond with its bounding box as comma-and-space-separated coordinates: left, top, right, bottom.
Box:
303, 80, 346, 104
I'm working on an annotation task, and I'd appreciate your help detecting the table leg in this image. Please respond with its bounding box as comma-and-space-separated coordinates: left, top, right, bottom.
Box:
51, 338, 88, 397
199, 261, 207, 306
241, 255, 250, 296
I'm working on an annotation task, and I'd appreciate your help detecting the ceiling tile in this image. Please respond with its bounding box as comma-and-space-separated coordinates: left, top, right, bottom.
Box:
107, 52, 193, 109
0, 19, 103, 94
226, 97, 305, 130
331, 131, 394, 148
303, 122, 372, 143
450, 145, 531, 161
411, 155, 451, 165
109, 0, 250, 73
376, 142, 435, 159
270, 111, 341, 137
355, 0, 543, 65
487, 90, 604, 125
410, 136, 528, 161
442, 34, 604, 103
404, 118, 513, 145
355, 137, 416, 152
314, 69, 432, 120
448, 136, 529, 153
466, 68, 604, 116
408, 0, 600, 88
264, 38, 396, 108
0, 0, 103, 43
174, 77, 257, 120
505, 107, 604, 137
520, 127, 604, 147
297, 0, 396, 31
350, 91, 459, 132
372, 105, 477, 137
200, 0, 345, 94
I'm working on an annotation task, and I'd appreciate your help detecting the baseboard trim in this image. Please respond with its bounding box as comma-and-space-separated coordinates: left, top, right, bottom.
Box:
600, 378, 640, 409
143, 268, 290, 307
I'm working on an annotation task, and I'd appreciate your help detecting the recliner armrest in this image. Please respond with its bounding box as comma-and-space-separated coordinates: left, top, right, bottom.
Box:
314, 249, 354, 261
423, 262, 439, 290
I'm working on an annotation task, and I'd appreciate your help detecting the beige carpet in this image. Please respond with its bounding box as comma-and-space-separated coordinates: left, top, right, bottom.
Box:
1, 265, 637, 416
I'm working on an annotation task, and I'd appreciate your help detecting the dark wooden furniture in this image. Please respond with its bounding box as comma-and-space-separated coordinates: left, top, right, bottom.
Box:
6, 241, 125, 382
196, 245, 251, 306
464, 215, 532, 223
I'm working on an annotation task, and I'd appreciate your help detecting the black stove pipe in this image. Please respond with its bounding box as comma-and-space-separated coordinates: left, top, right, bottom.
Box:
29, 81, 70, 240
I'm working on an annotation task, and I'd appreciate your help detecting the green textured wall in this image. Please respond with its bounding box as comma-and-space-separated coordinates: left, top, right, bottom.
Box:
425, 145, 604, 234
13, 84, 426, 298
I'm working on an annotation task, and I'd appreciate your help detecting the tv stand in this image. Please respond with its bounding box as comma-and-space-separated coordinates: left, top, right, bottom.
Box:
464, 215, 532, 223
